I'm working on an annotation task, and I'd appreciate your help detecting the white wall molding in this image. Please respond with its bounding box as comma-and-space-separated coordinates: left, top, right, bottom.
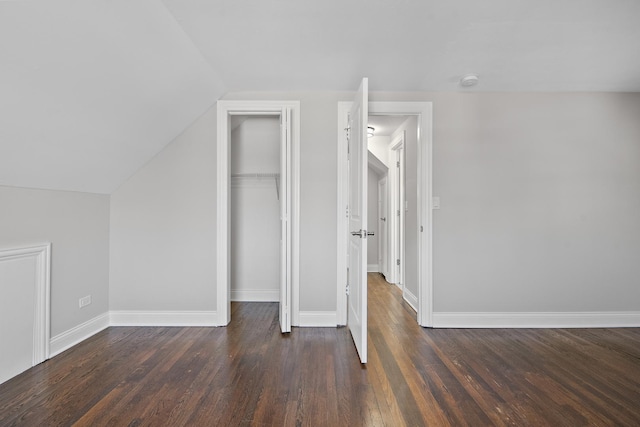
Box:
403, 289, 418, 313
0, 243, 51, 365
50, 312, 109, 358
231, 289, 279, 302
110, 311, 219, 327
367, 264, 379, 273
433, 312, 640, 328
44, 308, 640, 363
298, 311, 337, 327
218, 100, 301, 331
337, 101, 433, 327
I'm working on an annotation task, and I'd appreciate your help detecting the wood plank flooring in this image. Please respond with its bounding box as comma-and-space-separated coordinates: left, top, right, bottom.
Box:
1, 273, 640, 426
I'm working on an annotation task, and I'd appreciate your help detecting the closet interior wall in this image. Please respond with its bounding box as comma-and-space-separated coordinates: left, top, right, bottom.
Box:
230, 116, 281, 302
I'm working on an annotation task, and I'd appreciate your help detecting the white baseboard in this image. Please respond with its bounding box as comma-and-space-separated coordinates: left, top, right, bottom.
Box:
110, 310, 219, 327
367, 264, 379, 273
298, 311, 337, 327
231, 289, 279, 302
49, 312, 110, 358
432, 311, 640, 328
403, 289, 418, 312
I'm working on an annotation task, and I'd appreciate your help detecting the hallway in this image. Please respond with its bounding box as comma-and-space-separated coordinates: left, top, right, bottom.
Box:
1, 274, 639, 425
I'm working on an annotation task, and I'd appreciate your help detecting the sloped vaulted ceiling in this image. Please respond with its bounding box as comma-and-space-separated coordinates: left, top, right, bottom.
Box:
0, 0, 225, 194
2, 0, 640, 194
163, 0, 640, 92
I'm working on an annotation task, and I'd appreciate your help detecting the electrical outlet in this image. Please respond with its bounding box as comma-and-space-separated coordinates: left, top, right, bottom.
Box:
79, 295, 91, 308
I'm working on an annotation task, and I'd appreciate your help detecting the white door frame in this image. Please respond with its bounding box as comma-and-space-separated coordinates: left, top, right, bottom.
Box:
377, 176, 388, 278
217, 100, 300, 327
368, 151, 388, 276
337, 101, 433, 327
388, 133, 405, 289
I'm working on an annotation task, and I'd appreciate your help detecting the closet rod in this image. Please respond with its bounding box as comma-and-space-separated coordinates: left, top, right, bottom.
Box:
230, 173, 280, 178
230, 173, 280, 200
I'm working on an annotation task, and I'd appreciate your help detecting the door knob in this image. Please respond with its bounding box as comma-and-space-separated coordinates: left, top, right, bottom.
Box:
380, 217, 386, 222
367, 231, 375, 236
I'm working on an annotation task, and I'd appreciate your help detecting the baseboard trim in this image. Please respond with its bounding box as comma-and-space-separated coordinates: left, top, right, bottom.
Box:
231, 289, 279, 302
110, 311, 219, 327
432, 311, 640, 328
49, 312, 110, 358
298, 311, 337, 327
367, 264, 379, 273
403, 289, 418, 313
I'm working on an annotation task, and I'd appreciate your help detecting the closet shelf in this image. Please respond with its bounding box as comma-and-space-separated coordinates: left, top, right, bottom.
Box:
230, 173, 280, 200
231, 173, 280, 178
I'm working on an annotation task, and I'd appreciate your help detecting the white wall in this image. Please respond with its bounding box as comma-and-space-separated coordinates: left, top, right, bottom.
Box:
424, 92, 640, 313
231, 117, 280, 174
230, 117, 280, 301
107, 91, 640, 322
368, 136, 391, 167
109, 106, 217, 312
223, 92, 352, 312
0, 186, 109, 336
109, 92, 349, 315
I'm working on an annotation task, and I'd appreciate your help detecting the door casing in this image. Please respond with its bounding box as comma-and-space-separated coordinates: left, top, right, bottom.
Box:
337, 101, 433, 327
216, 100, 300, 328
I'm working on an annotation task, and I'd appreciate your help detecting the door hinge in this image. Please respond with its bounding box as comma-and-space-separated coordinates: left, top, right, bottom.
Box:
420, 225, 424, 232
397, 209, 400, 216
396, 161, 400, 168
346, 268, 350, 295
345, 124, 351, 159
397, 259, 400, 266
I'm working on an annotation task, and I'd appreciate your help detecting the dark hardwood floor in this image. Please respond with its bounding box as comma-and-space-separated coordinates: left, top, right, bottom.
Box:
1, 273, 640, 426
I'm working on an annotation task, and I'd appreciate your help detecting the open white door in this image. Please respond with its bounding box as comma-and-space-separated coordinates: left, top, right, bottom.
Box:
347, 78, 368, 363
279, 108, 292, 333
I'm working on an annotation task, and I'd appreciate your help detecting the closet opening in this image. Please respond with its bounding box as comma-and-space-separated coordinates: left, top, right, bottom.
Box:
217, 100, 300, 333
230, 115, 281, 305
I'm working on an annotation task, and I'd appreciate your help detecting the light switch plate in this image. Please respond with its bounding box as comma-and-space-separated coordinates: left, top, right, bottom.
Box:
432, 197, 441, 209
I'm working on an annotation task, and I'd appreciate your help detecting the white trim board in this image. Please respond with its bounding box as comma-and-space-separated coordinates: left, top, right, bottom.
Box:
49, 312, 109, 358
0, 243, 51, 365
298, 311, 337, 327
43, 309, 640, 365
367, 264, 379, 273
110, 311, 219, 327
432, 312, 640, 328
337, 101, 433, 327
231, 289, 279, 302
403, 289, 418, 313
217, 100, 301, 330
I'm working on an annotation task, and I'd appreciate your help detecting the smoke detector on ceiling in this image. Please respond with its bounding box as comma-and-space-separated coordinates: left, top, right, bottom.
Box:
460, 74, 479, 87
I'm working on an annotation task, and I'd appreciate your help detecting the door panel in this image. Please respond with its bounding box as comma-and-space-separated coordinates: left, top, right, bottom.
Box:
347, 78, 368, 363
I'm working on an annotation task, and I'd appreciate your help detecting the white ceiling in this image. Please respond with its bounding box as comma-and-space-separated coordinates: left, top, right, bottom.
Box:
2, 0, 639, 193
164, 0, 640, 92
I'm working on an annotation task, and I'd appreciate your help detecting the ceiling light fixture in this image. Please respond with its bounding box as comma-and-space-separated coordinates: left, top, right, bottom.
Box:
367, 126, 375, 138
460, 74, 479, 87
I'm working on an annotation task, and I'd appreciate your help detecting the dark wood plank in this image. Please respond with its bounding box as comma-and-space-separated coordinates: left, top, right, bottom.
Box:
1, 273, 640, 426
